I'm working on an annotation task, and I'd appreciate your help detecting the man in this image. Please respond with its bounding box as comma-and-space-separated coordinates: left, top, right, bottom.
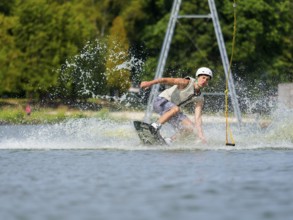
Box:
140, 67, 213, 144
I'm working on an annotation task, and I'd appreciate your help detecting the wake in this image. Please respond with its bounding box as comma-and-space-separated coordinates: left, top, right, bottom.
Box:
0, 115, 292, 150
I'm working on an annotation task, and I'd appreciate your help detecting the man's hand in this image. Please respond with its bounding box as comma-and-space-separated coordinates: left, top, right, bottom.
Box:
198, 134, 207, 144
140, 81, 152, 90
200, 138, 207, 144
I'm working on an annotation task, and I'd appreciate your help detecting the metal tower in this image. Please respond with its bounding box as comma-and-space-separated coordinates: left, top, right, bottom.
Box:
144, 0, 242, 125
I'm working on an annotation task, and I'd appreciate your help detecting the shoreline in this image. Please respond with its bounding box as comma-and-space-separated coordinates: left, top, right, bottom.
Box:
0, 98, 273, 128
0, 109, 271, 128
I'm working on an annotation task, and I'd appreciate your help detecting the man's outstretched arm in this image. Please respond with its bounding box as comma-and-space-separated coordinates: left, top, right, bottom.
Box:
194, 101, 207, 143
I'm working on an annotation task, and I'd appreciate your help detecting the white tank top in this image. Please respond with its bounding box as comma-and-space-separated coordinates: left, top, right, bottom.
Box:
159, 77, 204, 106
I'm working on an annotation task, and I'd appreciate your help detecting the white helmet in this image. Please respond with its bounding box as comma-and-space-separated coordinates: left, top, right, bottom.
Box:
195, 67, 213, 79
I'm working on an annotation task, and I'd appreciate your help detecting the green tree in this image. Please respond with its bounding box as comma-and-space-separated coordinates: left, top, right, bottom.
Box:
136, 0, 293, 89
106, 16, 131, 96
139, 0, 216, 81
12, 0, 97, 98
1, 0, 292, 99
95, 0, 129, 37
57, 39, 108, 101
222, 0, 293, 85
0, 0, 16, 15
0, 13, 22, 95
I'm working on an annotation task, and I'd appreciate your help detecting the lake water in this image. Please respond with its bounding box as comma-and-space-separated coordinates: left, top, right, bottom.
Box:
0, 113, 293, 220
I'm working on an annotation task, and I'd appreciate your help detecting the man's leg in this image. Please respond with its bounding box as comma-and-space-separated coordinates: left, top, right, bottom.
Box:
180, 118, 194, 134
169, 117, 193, 141
158, 106, 180, 124
151, 106, 180, 132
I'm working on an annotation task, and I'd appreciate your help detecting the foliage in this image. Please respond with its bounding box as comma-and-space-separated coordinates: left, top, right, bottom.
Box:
0, 13, 22, 95
106, 16, 131, 95
0, 0, 292, 99
222, 0, 293, 86
1, 0, 97, 98
56, 39, 108, 101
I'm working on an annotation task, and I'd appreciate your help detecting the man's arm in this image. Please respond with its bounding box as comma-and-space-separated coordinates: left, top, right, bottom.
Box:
194, 101, 207, 143
140, 78, 189, 90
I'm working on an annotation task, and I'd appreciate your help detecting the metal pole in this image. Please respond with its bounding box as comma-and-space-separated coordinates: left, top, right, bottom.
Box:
144, 0, 182, 123
208, 0, 242, 125
143, 0, 242, 126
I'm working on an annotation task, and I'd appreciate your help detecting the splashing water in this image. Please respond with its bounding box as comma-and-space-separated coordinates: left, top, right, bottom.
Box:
1, 80, 292, 150
1, 39, 292, 150
0, 106, 292, 150
55, 39, 145, 106
264, 107, 293, 143
0, 119, 137, 150
235, 76, 277, 115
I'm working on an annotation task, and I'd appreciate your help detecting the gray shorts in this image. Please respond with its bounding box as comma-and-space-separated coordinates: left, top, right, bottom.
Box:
153, 97, 187, 130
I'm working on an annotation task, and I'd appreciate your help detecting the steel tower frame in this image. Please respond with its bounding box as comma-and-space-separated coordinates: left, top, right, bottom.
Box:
144, 0, 242, 125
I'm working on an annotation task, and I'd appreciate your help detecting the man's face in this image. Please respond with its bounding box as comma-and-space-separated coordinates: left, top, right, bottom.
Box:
197, 75, 211, 88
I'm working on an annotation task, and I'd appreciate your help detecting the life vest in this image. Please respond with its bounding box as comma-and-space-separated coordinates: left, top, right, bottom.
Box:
159, 77, 204, 106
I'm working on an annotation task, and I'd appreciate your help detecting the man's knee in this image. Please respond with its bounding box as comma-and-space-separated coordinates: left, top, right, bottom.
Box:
170, 106, 180, 114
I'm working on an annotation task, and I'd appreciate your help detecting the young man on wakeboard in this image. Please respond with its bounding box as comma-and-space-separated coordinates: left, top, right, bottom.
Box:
140, 67, 212, 144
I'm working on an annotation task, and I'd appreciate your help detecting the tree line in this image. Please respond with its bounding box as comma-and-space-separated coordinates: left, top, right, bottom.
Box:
0, 0, 292, 101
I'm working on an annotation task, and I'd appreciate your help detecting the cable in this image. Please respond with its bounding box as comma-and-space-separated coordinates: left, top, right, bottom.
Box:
225, 0, 237, 146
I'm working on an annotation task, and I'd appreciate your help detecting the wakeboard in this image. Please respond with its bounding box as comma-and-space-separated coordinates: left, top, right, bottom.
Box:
133, 121, 167, 145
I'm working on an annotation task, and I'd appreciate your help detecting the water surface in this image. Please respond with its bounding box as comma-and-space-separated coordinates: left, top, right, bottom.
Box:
0, 118, 293, 220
